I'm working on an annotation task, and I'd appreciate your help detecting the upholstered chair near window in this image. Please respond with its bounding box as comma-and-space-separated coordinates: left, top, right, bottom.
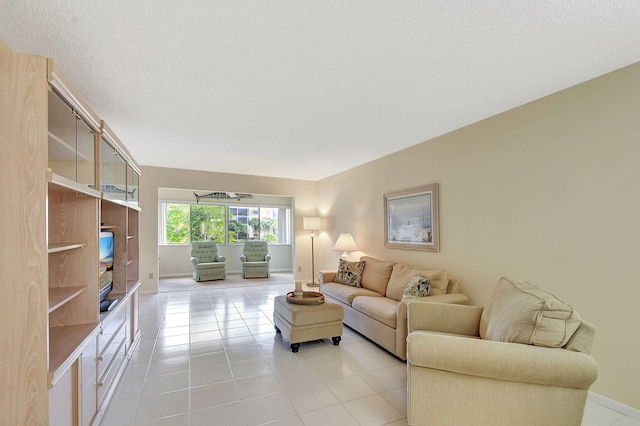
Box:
406, 277, 598, 426
240, 240, 271, 278
190, 242, 226, 282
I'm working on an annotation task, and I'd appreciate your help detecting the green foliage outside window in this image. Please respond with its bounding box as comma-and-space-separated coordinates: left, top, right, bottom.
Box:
228, 220, 248, 242
260, 216, 278, 242
163, 203, 286, 244
191, 204, 226, 242
165, 204, 190, 243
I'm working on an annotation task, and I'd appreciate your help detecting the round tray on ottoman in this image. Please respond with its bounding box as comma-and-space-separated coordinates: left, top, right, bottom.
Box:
286, 291, 324, 305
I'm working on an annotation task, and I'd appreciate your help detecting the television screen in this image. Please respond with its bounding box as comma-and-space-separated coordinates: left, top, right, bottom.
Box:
99, 231, 114, 302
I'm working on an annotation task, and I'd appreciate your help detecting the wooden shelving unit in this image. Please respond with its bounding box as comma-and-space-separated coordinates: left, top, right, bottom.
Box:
1, 48, 142, 426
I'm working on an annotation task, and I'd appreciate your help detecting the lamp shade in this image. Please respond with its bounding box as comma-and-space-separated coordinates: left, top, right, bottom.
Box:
303, 216, 321, 231
333, 233, 358, 252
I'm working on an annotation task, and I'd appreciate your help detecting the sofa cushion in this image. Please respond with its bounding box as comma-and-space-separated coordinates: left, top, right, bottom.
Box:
351, 296, 399, 329
360, 256, 395, 296
386, 264, 449, 301
479, 277, 582, 348
335, 259, 366, 287
402, 275, 431, 300
323, 282, 382, 306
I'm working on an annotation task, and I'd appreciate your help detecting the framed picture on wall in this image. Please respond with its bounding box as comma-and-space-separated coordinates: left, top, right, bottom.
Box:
384, 183, 439, 252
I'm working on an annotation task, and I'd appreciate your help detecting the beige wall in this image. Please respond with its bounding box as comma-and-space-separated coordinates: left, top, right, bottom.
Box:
138, 62, 639, 409
317, 62, 640, 409
139, 166, 319, 293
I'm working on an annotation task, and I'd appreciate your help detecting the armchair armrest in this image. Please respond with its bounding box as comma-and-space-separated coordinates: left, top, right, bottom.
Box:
190, 256, 199, 266
407, 332, 598, 389
265, 254, 272, 261
240, 255, 247, 262
216, 255, 226, 262
407, 301, 482, 335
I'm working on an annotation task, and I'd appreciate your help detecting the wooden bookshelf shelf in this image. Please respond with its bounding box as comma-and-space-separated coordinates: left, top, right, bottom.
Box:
48, 242, 87, 253
48, 286, 87, 313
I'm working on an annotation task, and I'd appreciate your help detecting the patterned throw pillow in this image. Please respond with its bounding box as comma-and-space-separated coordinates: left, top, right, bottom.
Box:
335, 259, 366, 287
402, 275, 431, 300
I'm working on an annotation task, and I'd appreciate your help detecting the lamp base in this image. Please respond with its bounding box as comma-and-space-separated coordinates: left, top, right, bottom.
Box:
340, 252, 349, 260
307, 282, 319, 287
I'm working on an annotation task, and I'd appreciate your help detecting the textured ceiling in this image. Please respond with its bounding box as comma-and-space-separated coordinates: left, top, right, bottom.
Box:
2, 1, 640, 181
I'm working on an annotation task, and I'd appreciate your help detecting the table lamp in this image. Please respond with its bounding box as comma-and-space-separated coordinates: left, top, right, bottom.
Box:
334, 233, 358, 260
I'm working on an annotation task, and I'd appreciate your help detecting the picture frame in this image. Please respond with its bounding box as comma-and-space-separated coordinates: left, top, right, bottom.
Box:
384, 183, 439, 252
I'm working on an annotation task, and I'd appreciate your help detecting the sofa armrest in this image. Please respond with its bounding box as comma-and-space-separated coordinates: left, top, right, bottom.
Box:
407, 301, 481, 335
318, 270, 336, 292
407, 332, 598, 389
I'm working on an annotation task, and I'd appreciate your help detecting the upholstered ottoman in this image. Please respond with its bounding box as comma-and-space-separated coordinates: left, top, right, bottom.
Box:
273, 295, 344, 352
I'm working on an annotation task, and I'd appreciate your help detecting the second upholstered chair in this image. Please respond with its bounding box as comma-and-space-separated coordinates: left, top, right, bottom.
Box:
240, 240, 271, 278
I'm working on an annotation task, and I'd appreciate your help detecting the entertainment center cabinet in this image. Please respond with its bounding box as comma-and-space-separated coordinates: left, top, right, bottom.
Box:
1, 48, 142, 425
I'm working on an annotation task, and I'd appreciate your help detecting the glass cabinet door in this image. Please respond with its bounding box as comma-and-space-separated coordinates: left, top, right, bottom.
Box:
48, 91, 96, 187
76, 118, 96, 188
48, 91, 77, 182
100, 138, 127, 201
127, 166, 139, 206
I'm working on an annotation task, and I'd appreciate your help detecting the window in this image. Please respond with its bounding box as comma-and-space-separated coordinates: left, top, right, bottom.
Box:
161, 203, 290, 245
191, 204, 226, 243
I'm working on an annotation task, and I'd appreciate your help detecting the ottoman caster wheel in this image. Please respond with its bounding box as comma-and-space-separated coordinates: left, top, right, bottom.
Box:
290, 343, 300, 353
332, 336, 341, 346
274, 325, 281, 334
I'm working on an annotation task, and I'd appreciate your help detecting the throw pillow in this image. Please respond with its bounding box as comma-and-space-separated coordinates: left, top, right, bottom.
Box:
386, 264, 449, 301
479, 277, 582, 348
402, 275, 431, 300
335, 259, 366, 287
360, 256, 394, 296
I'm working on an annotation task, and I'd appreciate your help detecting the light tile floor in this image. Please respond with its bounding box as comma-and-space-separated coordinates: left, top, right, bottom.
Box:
102, 276, 639, 426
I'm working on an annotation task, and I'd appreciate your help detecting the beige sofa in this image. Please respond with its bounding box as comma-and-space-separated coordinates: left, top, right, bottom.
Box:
319, 256, 469, 360
406, 277, 598, 425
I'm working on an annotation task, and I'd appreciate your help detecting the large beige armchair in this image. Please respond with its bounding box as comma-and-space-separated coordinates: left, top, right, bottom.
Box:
406, 277, 598, 426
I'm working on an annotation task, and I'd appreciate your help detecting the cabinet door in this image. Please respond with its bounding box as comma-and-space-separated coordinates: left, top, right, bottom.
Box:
81, 337, 98, 426
100, 138, 127, 201
97, 303, 128, 408
127, 166, 139, 206
129, 289, 141, 351
48, 362, 77, 426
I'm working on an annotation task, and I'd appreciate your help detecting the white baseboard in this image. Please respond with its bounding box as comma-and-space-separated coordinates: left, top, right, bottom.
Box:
159, 269, 293, 279
589, 391, 640, 420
